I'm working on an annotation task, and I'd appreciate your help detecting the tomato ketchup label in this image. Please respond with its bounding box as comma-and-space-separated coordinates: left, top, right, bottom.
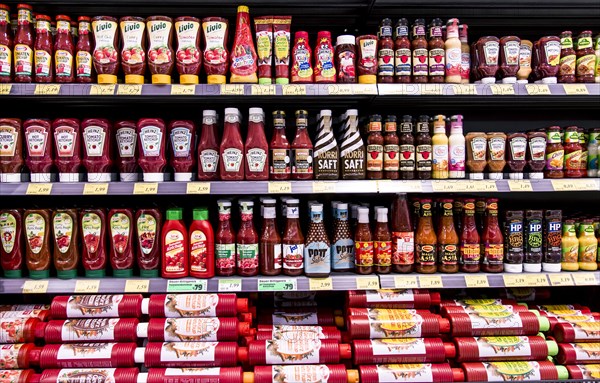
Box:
56, 368, 119, 382
53, 213, 73, 253
110, 213, 130, 254
55, 50, 73, 78
482, 361, 541, 381
164, 294, 219, 317
0, 125, 18, 157
120, 20, 145, 66
190, 230, 208, 273
216, 243, 235, 270
271, 365, 332, 382
83, 126, 107, 157
272, 311, 318, 325
0, 344, 24, 368
14, 44, 32, 76
163, 318, 220, 342
160, 341, 217, 362
371, 338, 426, 356
54, 125, 77, 157
475, 336, 532, 358
81, 213, 102, 254
139, 126, 163, 157
0, 212, 17, 253
358, 38, 377, 71
170, 127, 192, 158
137, 214, 157, 256
164, 230, 185, 273
202, 21, 227, 66
283, 244, 304, 270
148, 20, 173, 65
365, 289, 415, 303
115, 127, 136, 158
66, 295, 123, 317
92, 20, 118, 65
265, 339, 321, 364
270, 325, 326, 341
355, 241, 374, 267
76, 50, 93, 77
61, 318, 118, 341
25, 125, 48, 157
25, 213, 45, 254
368, 309, 424, 338
56, 342, 114, 360
175, 21, 200, 66
376, 364, 433, 382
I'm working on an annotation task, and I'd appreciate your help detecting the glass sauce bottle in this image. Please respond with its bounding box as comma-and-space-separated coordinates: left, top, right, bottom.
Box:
437, 200, 459, 273
304, 204, 331, 277
354, 207, 374, 275
415, 115, 432, 180
576, 30, 595, 83
399, 115, 415, 180
394, 18, 411, 83
374, 207, 392, 274
291, 110, 313, 180
270, 110, 291, 180
545, 126, 564, 179
427, 18, 445, 83
383, 115, 399, 180
314, 110, 339, 180
215, 200, 236, 276
415, 199, 437, 273
54, 15, 74, 83
460, 199, 481, 273
244, 108, 269, 180
282, 199, 304, 276
391, 194, 414, 273
377, 18, 394, 83
260, 205, 282, 276
558, 31, 576, 83
220, 108, 244, 180
0, 4, 11, 83
34, 15, 53, 83
237, 201, 259, 277
14, 4, 33, 83
482, 198, 504, 273
411, 19, 428, 83
197, 110, 220, 180
564, 126, 583, 178
366, 114, 384, 180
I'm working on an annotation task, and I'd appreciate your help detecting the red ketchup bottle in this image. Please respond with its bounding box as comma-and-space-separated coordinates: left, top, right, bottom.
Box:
144, 293, 251, 318
220, 108, 244, 180
0, 209, 24, 278
24, 119, 53, 183
254, 366, 356, 383
80, 208, 107, 277
75, 16, 94, 83
237, 200, 259, 277
43, 318, 139, 343
461, 361, 568, 382
35, 343, 138, 368
53, 118, 81, 182
119, 16, 146, 85
54, 15, 74, 83
453, 335, 558, 362
161, 208, 188, 278
50, 294, 144, 319
168, 120, 196, 182
291, 31, 313, 83
197, 110, 220, 180
244, 108, 269, 180
141, 317, 254, 342
291, 110, 313, 180
189, 207, 214, 278
0, 118, 24, 183
108, 208, 135, 278
136, 208, 162, 278
137, 118, 166, 182
314, 31, 337, 83
229, 5, 258, 84
14, 4, 34, 83
0, 8, 12, 82
82, 118, 112, 183
216, 200, 236, 276
34, 14, 53, 83
147, 16, 174, 84
269, 110, 291, 180
114, 120, 138, 182
175, 17, 201, 85
359, 364, 463, 383
141, 342, 247, 367
91, 16, 119, 84
248, 339, 351, 365
353, 338, 455, 365
39, 368, 139, 383
202, 17, 229, 84
145, 368, 250, 383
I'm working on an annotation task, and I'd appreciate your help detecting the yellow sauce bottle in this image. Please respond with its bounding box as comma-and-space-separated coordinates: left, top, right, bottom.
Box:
578, 219, 598, 271
561, 219, 579, 271
432, 115, 448, 179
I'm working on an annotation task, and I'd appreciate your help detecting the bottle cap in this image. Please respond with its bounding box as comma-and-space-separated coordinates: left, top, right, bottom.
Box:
488, 172, 504, 180
59, 173, 80, 182
452, 368, 465, 382
0, 173, 21, 182
377, 208, 388, 222
347, 369, 360, 383
139, 269, 158, 278
541, 76, 557, 84
481, 76, 496, 84
236, 298, 250, 313
173, 172, 193, 182
335, 315, 345, 328
439, 318, 451, 333
29, 269, 50, 279
546, 340, 558, 356
85, 269, 105, 278
119, 173, 138, 182
34, 322, 47, 340
167, 208, 183, 221
87, 173, 111, 182
125, 74, 145, 84
152, 74, 171, 84
311, 204, 323, 212
320, 109, 332, 117
136, 322, 149, 338
542, 262, 562, 273
203, 110, 217, 118
501, 76, 517, 84
218, 200, 232, 207
317, 30, 332, 40
112, 268, 133, 278
275, 77, 289, 85
358, 74, 376, 84
179, 74, 199, 85
207, 74, 226, 84
523, 263, 541, 273
430, 292, 441, 306
538, 316, 550, 332
504, 263, 524, 273
98, 74, 117, 84
295, 31, 309, 40
347, 109, 358, 116
249, 107, 263, 115
3, 269, 22, 278
339, 343, 352, 359
143, 172, 164, 182
508, 172, 524, 180
357, 207, 370, 223
237, 346, 249, 362
444, 342, 456, 358
243, 372, 254, 383
225, 107, 240, 116
134, 347, 145, 363
258, 77, 272, 85
517, 79, 529, 84
30, 173, 52, 183
141, 298, 149, 314
193, 208, 209, 221
528, 172, 543, 179
556, 366, 569, 380
56, 269, 78, 279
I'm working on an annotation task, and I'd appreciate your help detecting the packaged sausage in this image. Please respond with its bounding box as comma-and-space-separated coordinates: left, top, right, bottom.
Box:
144, 294, 251, 317
43, 318, 139, 343
347, 308, 432, 317
556, 343, 600, 364
347, 309, 449, 339
39, 368, 139, 383
140, 317, 255, 342
258, 308, 343, 326
0, 304, 49, 311
0, 318, 44, 343
51, 294, 143, 319
91, 16, 119, 84
248, 339, 351, 366
565, 364, 600, 379
358, 364, 463, 383
147, 16, 174, 84
32, 343, 137, 368
542, 312, 600, 330
0, 344, 37, 369
353, 338, 454, 365
446, 311, 549, 337
453, 336, 558, 362
253, 365, 358, 383
0, 309, 49, 321
440, 298, 519, 308
230, 6, 258, 83
461, 361, 568, 382
145, 367, 251, 383
0, 369, 35, 383
141, 342, 247, 367
255, 325, 342, 342
441, 304, 529, 316
553, 321, 600, 343
347, 289, 440, 309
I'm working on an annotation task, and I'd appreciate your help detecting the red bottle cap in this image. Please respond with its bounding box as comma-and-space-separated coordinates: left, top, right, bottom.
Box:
34, 322, 47, 339
339, 343, 352, 359
36, 14, 51, 22
439, 318, 451, 333
239, 322, 256, 336
56, 15, 71, 21
295, 31, 309, 41
317, 31, 332, 40
444, 342, 456, 358
236, 298, 250, 313
28, 347, 42, 367
430, 292, 441, 306
18, 4, 33, 10
78, 16, 91, 22
452, 368, 465, 382
237, 346, 249, 362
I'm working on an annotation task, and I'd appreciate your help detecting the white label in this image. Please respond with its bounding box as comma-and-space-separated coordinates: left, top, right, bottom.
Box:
83, 126, 106, 157
483, 361, 542, 382
476, 336, 533, 358
148, 20, 173, 65
572, 322, 600, 341
365, 289, 415, 303
25, 126, 48, 157
484, 41, 500, 66
247, 148, 267, 172
272, 311, 318, 325
116, 127, 136, 158
92, 20, 118, 64
56, 368, 118, 382
471, 137, 487, 161
488, 137, 506, 161
529, 137, 546, 161
449, 142, 466, 171
0, 213, 16, 253
202, 21, 227, 65
504, 41, 520, 66
510, 137, 527, 161
223, 148, 243, 172
371, 338, 427, 356
170, 127, 192, 158
66, 295, 123, 318
368, 309, 424, 338
175, 21, 200, 65
468, 312, 524, 331
283, 243, 304, 270
0, 125, 18, 157
165, 368, 220, 376
160, 341, 217, 362
56, 342, 114, 361
270, 325, 326, 340
120, 20, 145, 65
139, 126, 163, 157
163, 294, 220, 317
271, 365, 332, 382
573, 343, 600, 361
61, 319, 118, 341
375, 364, 434, 382
544, 41, 561, 66
273, 244, 282, 269
265, 339, 322, 364
163, 317, 221, 342
200, 149, 219, 173
432, 143, 448, 169
54, 126, 77, 157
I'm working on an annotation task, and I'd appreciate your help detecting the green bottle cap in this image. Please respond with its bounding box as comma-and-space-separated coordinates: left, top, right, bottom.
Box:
28, 269, 49, 279
3, 269, 22, 278
56, 269, 78, 279
113, 269, 133, 278
546, 340, 558, 357
276, 77, 289, 85
538, 316, 550, 332
193, 208, 209, 221
555, 365, 569, 380
140, 269, 159, 278
85, 269, 106, 278
167, 208, 183, 221
258, 78, 272, 85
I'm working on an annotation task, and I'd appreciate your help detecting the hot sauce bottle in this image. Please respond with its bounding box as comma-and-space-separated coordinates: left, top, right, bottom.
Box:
80, 208, 107, 277
481, 198, 504, 273
438, 200, 459, 273
415, 199, 437, 273
304, 204, 331, 278
411, 19, 428, 83
374, 207, 392, 274
75, 16, 93, 83
216, 200, 236, 276
460, 199, 480, 273
415, 115, 432, 180
24, 119, 53, 183
0, 209, 24, 278
377, 18, 394, 83
52, 209, 79, 279
270, 110, 291, 180
136, 209, 162, 278
260, 204, 282, 276
14, 4, 33, 83
34, 15, 53, 83
354, 207, 374, 275
244, 108, 268, 180
314, 31, 336, 83
108, 208, 135, 278
383, 115, 399, 179
197, 110, 220, 181
391, 193, 414, 273
427, 18, 445, 83
558, 31, 576, 83
291, 110, 313, 180
220, 108, 244, 181
394, 18, 411, 83
237, 200, 259, 277
282, 199, 304, 276
399, 115, 415, 180
54, 15, 74, 82
291, 31, 313, 83
366, 114, 384, 180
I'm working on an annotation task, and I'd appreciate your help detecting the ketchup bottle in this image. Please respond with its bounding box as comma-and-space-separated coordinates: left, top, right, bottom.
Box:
161, 208, 188, 278
82, 118, 113, 183
108, 208, 135, 278
54, 15, 74, 82
237, 200, 259, 277
53, 118, 81, 182
220, 108, 244, 181
80, 208, 107, 277
314, 31, 336, 83
189, 208, 214, 278
291, 110, 313, 180
0, 4, 12, 83
75, 16, 94, 83
137, 118, 167, 182
216, 200, 236, 276
269, 110, 291, 180
282, 199, 304, 276
291, 31, 313, 83
136, 209, 162, 278
14, 4, 34, 83
197, 110, 220, 181
0, 209, 24, 278
169, 120, 196, 182
244, 108, 269, 180
34, 15, 53, 83
114, 120, 138, 182
24, 119, 53, 183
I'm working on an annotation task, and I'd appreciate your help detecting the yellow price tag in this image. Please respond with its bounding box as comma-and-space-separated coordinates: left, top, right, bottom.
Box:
75, 280, 100, 293
420, 84, 443, 95
250, 85, 276, 95
268, 181, 292, 194
309, 277, 333, 291
133, 183, 158, 194
83, 183, 109, 195
394, 276, 418, 289
464, 275, 490, 288
563, 84, 589, 95
23, 280, 48, 294
186, 182, 211, 194
525, 84, 551, 95
508, 180, 533, 192
419, 275, 443, 288
327, 84, 353, 95
0, 84, 12, 95
171, 85, 196, 95
34, 84, 61, 95
453, 84, 477, 95
503, 274, 529, 287
490, 84, 515, 95
312, 182, 336, 193
89, 84, 115, 95
220, 84, 245, 95
282, 84, 306, 96
549, 274, 574, 286
356, 276, 380, 290
525, 274, 549, 286
573, 273, 598, 286
551, 179, 597, 191
26, 183, 52, 195
125, 280, 150, 293
378, 84, 410, 95
352, 84, 378, 95
431, 182, 459, 192
117, 84, 142, 95
469, 181, 498, 192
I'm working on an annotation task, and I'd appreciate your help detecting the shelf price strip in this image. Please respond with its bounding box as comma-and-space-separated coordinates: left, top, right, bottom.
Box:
83, 183, 109, 195
75, 280, 100, 293
22, 280, 49, 294
258, 278, 297, 291
356, 276, 380, 290
419, 275, 443, 288
167, 280, 207, 292
549, 274, 574, 286
309, 277, 333, 291
218, 279, 242, 292
572, 273, 598, 286
26, 183, 52, 195
124, 279, 150, 293
133, 182, 158, 194
464, 275, 490, 288
394, 276, 418, 289
186, 182, 210, 194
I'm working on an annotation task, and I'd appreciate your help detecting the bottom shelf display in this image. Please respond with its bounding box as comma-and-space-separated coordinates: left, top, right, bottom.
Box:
0, 288, 598, 382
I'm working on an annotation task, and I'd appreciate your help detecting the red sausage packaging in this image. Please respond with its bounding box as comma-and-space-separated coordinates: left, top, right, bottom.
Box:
253, 365, 359, 383
140, 342, 247, 367
358, 363, 463, 383
39, 368, 139, 383
144, 294, 251, 317
51, 294, 143, 319
145, 367, 252, 383
258, 308, 343, 326
440, 298, 519, 308
248, 339, 351, 366
566, 364, 600, 379
0, 369, 36, 383
445, 311, 549, 337
553, 321, 600, 343
31, 343, 137, 368
461, 361, 568, 382
140, 317, 255, 342
0, 344, 37, 369
347, 309, 450, 339
347, 289, 440, 309
255, 325, 342, 342
0, 318, 44, 343
453, 336, 558, 362
43, 318, 139, 343
352, 338, 455, 365
556, 342, 600, 364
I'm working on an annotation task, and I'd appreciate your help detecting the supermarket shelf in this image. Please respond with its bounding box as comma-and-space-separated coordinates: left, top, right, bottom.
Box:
1, 179, 598, 196
2, 271, 597, 294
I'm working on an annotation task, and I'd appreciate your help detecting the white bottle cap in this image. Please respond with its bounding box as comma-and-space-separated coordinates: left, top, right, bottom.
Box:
469, 173, 484, 180
488, 172, 504, 180
264, 206, 276, 219
504, 263, 524, 273
203, 110, 217, 118
502, 77, 517, 84
174, 172, 193, 182
517, 79, 529, 84
134, 347, 145, 364
141, 298, 149, 314
523, 263, 542, 273
30, 173, 52, 183
120, 172, 139, 182
249, 107, 263, 115
347, 109, 358, 116
311, 204, 323, 212
320, 109, 332, 117
338, 203, 348, 210
358, 207, 370, 223
377, 208, 389, 222
218, 200, 232, 207
481, 77, 496, 84
262, 198, 277, 205
143, 172, 164, 182
136, 322, 149, 338
529, 172, 544, 179
509, 172, 524, 180
137, 373, 148, 383
0, 173, 21, 182
225, 107, 239, 115
59, 173, 80, 182
87, 173, 111, 182
287, 199, 300, 205
542, 77, 557, 84
336, 35, 356, 46
543, 262, 562, 273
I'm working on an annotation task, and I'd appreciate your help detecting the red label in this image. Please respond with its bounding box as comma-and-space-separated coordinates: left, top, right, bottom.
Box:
355, 241, 374, 267
374, 241, 392, 267
392, 232, 414, 265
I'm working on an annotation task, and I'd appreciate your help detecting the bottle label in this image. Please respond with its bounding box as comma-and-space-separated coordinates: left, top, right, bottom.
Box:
544, 41, 561, 66
14, 44, 32, 76
461, 243, 481, 265
293, 44, 312, 79
54, 126, 77, 157
34, 49, 51, 77
76, 51, 93, 77
332, 238, 354, 270
147, 20, 173, 65
304, 242, 330, 274
392, 231, 414, 265
81, 213, 102, 255
162, 318, 220, 342
378, 48, 394, 77
413, 48, 428, 76
528, 137, 546, 162
504, 41, 520, 66
25, 125, 49, 157
223, 148, 243, 172
428, 47, 445, 76
265, 339, 321, 365
175, 21, 200, 66
190, 230, 208, 273
483, 41, 500, 66
416, 244, 436, 265
383, 144, 400, 171
341, 147, 365, 179
374, 240, 392, 267
509, 137, 527, 161
315, 41, 335, 80
292, 148, 313, 174
338, 50, 356, 80
283, 243, 304, 270
0, 344, 24, 368
170, 127, 192, 158
53, 212, 73, 254
559, 54, 576, 76
432, 143, 449, 172
203, 21, 227, 65
56, 342, 114, 361
488, 137, 505, 161
83, 126, 107, 157
92, 20, 118, 66
577, 54, 595, 76
0, 318, 29, 343
368, 309, 424, 338
484, 243, 504, 265
109, 213, 130, 256
59, 318, 118, 342
416, 144, 432, 171
271, 148, 291, 174
476, 336, 532, 358
55, 50, 73, 77
506, 219, 524, 253
519, 44, 532, 68
370, 338, 426, 356
215, 243, 235, 270
139, 126, 163, 157
272, 244, 283, 269
0, 125, 18, 157
366, 144, 383, 171
0, 44, 11, 76
460, 51, 471, 79
358, 38, 377, 69
115, 127, 136, 158
565, 149, 582, 171
137, 214, 157, 255
446, 47, 462, 76
470, 137, 487, 161
399, 144, 415, 171
315, 147, 339, 179
237, 243, 259, 270
164, 229, 185, 273
0, 213, 17, 254
546, 150, 564, 170
395, 47, 411, 76
449, 142, 466, 171
355, 241, 374, 267
438, 244, 458, 265
256, 29, 272, 68
247, 148, 267, 172
120, 20, 145, 65
160, 341, 218, 362
199, 149, 218, 173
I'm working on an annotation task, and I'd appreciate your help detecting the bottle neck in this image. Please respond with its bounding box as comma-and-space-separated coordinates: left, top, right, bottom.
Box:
201, 122, 218, 145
